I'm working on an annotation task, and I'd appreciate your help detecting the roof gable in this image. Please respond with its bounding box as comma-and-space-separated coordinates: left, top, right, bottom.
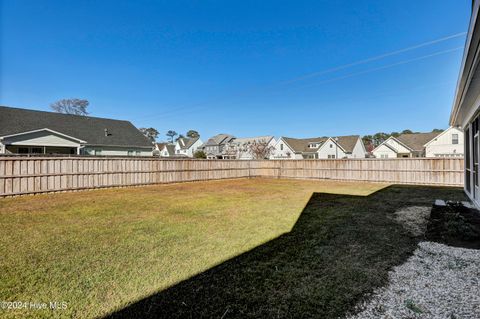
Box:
177, 137, 200, 149
396, 132, 442, 151
335, 135, 360, 153
281, 136, 328, 153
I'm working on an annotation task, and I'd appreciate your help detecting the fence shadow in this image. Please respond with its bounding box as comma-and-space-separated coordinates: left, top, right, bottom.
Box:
105, 185, 466, 319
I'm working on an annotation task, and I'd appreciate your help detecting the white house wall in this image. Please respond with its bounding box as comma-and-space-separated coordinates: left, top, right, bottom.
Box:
425, 127, 464, 157
270, 138, 297, 159
384, 138, 411, 154
83, 146, 152, 156
372, 144, 398, 158
350, 138, 366, 158
317, 139, 347, 159
174, 139, 203, 157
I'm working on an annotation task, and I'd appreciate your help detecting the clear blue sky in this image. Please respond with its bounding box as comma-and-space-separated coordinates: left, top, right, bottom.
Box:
0, 1, 471, 141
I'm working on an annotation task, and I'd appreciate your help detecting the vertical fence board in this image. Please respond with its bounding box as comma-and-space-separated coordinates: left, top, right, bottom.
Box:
0, 157, 464, 197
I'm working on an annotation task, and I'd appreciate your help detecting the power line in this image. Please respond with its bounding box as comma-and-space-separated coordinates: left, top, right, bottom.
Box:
290, 46, 463, 90
277, 32, 466, 86
132, 32, 466, 121
147, 46, 463, 121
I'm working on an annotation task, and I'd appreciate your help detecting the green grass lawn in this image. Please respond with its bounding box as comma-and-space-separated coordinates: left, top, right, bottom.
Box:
0, 178, 384, 319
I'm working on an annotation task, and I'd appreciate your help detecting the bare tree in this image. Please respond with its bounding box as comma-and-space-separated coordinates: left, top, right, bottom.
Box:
50, 98, 89, 115
248, 140, 275, 159
222, 142, 239, 159
139, 127, 159, 142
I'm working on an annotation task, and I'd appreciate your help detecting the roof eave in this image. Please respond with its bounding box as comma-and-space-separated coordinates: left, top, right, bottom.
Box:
450, 0, 480, 126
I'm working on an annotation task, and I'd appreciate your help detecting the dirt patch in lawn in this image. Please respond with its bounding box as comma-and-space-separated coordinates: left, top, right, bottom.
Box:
426, 203, 480, 249
394, 206, 431, 237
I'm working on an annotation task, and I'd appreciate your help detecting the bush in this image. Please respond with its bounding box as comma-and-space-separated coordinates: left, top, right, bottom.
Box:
194, 150, 207, 159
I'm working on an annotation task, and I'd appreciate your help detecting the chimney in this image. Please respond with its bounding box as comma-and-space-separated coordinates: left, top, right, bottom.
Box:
104, 128, 109, 137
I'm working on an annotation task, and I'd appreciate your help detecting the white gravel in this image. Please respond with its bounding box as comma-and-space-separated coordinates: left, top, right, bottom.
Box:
347, 241, 480, 319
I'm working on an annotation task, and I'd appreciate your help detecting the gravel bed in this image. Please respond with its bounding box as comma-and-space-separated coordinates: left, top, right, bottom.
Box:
348, 241, 480, 319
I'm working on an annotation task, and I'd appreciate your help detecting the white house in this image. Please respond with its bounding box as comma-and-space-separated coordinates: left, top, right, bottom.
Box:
159, 144, 176, 157
174, 137, 203, 157
424, 127, 464, 158
372, 132, 437, 158
225, 136, 276, 160
0, 106, 153, 156
372, 136, 413, 158
271, 137, 326, 159
449, 0, 480, 206
316, 136, 366, 159
372, 130, 463, 158
271, 135, 365, 159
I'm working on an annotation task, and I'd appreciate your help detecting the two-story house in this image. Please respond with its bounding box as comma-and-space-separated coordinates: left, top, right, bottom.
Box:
200, 134, 236, 159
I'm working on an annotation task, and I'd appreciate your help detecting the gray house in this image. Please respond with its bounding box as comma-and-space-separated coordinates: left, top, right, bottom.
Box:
200, 134, 236, 159
0, 106, 153, 156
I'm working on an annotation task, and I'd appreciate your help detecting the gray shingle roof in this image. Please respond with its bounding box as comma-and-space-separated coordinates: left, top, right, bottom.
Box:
177, 137, 200, 149
0, 106, 153, 148
165, 144, 176, 155
282, 137, 329, 153
204, 134, 235, 146
282, 135, 360, 154
396, 132, 442, 151
335, 135, 360, 153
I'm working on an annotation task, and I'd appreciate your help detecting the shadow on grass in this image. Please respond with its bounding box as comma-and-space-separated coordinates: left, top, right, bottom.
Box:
106, 185, 466, 319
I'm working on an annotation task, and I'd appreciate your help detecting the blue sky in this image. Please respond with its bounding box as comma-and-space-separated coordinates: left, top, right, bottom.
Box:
0, 1, 471, 141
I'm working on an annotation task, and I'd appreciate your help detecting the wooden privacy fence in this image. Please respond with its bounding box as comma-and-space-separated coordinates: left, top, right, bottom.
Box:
0, 157, 464, 197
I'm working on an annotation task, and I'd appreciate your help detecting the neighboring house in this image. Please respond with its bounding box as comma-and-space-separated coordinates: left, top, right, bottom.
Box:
153, 142, 168, 156
372, 130, 463, 158
450, 0, 480, 206
225, 136, 276, 160
317, 136, 366, 159
271, 137, 327, 159
200, 134, 236, 159
424, 127, 464, 158
0, 106, 153, 156
372, 132, 438, 158
271, 135, 365, 159
159, 144, 177, 157
174, 137, 203, 157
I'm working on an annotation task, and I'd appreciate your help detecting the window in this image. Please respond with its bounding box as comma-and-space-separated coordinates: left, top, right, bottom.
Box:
31, 147, 43, 154
452, 134, 459, 144
280, 144, 283, 150
330, 144, 333, 148
381, 154, 388, 159
466, 127, 471, 193
18, 148, 29, 154
328, 154, 336, 159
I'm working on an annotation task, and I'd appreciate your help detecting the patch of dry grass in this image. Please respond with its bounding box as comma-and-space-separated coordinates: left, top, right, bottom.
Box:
0, 178, 384, 319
